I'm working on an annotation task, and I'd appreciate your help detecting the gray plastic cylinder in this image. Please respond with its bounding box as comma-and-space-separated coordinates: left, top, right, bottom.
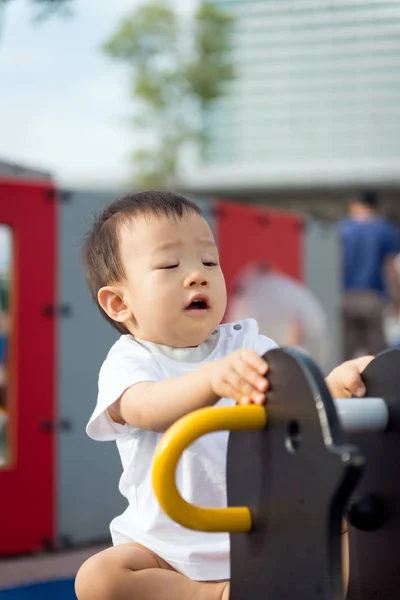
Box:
334, 397, 389, 433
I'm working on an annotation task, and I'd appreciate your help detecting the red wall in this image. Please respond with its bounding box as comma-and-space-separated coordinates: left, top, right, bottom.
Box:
216, 199, 304, 307
0, 179, 56, 555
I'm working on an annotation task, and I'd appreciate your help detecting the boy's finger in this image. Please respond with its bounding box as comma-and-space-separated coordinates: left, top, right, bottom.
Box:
350, 355, 374, 373
240, 350, 269, 375
354, 383, 366, 398
224, 366, 258, 397
250, 390, 266, 405
344, 368, 366, 397
220, 381, 242, 404
233, 361, 268, 393
239, 395, 253, 405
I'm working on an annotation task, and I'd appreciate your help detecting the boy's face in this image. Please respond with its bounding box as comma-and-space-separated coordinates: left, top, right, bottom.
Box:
103, 211, 227, 347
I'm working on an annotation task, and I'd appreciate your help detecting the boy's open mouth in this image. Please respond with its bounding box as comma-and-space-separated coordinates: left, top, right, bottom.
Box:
184, 295, 210, 311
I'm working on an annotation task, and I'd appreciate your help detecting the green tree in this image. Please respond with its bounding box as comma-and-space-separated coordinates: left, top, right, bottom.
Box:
103, 0, 234, 188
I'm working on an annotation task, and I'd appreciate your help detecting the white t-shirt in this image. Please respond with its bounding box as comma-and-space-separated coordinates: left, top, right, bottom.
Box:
87, 318, 277, 581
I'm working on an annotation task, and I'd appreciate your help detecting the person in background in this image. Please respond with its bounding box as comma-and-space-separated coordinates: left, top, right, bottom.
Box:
339, 190, 400, 360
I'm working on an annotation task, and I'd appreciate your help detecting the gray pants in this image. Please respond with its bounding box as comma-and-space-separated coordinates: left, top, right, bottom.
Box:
341, 290, 387, 360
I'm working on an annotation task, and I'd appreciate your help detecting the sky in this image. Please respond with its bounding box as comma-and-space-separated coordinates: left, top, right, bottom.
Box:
0, 0, 192, 188
0, 0, 196, 271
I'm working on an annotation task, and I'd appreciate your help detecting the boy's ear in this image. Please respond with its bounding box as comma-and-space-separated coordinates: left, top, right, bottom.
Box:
97, 286, 133, 324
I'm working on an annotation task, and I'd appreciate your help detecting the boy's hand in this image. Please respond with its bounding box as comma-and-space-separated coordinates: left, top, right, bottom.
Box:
325, 355, 375, 399
210, 349, 269, 405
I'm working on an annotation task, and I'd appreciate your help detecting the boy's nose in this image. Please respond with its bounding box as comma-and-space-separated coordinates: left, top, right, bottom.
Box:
184, 270, 208, 288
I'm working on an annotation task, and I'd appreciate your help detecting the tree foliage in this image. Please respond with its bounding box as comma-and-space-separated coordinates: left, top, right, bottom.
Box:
0, 0, 71, 29
0, 0, 71, 12
103, 0, 234, 188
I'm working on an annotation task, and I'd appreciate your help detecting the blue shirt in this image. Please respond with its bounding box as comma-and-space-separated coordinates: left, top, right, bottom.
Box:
338, 216, 400, 295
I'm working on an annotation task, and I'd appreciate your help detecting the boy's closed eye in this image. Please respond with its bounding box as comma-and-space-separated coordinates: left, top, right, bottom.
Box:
159, 262, 218, 270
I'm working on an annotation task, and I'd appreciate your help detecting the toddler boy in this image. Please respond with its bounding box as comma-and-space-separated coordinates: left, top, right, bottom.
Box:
75, 191, 372, 600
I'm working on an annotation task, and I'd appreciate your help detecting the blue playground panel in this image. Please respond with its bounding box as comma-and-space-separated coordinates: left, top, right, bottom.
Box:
0, 579, 75, 599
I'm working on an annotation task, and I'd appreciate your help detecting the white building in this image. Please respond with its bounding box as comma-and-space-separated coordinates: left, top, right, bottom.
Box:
186, 0, 400, 199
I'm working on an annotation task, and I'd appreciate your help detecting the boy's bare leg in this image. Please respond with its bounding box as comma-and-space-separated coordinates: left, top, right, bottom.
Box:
75, 543, 230, 600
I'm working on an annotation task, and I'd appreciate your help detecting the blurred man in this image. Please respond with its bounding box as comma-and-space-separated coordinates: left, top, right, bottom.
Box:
339, 191, 400, 359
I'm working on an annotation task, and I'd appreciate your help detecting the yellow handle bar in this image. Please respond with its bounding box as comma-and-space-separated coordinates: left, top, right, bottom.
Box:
152, 405, 267, 533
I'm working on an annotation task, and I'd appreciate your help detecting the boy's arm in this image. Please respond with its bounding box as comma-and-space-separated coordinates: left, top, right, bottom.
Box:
112, 362, 218, 433
110, 349, 269, 433
110, 351, 374, 433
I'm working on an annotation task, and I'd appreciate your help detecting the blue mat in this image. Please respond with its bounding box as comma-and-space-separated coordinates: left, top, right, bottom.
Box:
0, 579, 75, 598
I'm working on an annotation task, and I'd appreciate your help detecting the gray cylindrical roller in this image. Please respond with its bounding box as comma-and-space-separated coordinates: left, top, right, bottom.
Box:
334, 397, 389, 433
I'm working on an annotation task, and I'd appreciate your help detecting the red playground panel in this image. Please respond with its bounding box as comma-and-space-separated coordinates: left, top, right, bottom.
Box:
216, 198, 304, 304
0, 179, 57, 555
